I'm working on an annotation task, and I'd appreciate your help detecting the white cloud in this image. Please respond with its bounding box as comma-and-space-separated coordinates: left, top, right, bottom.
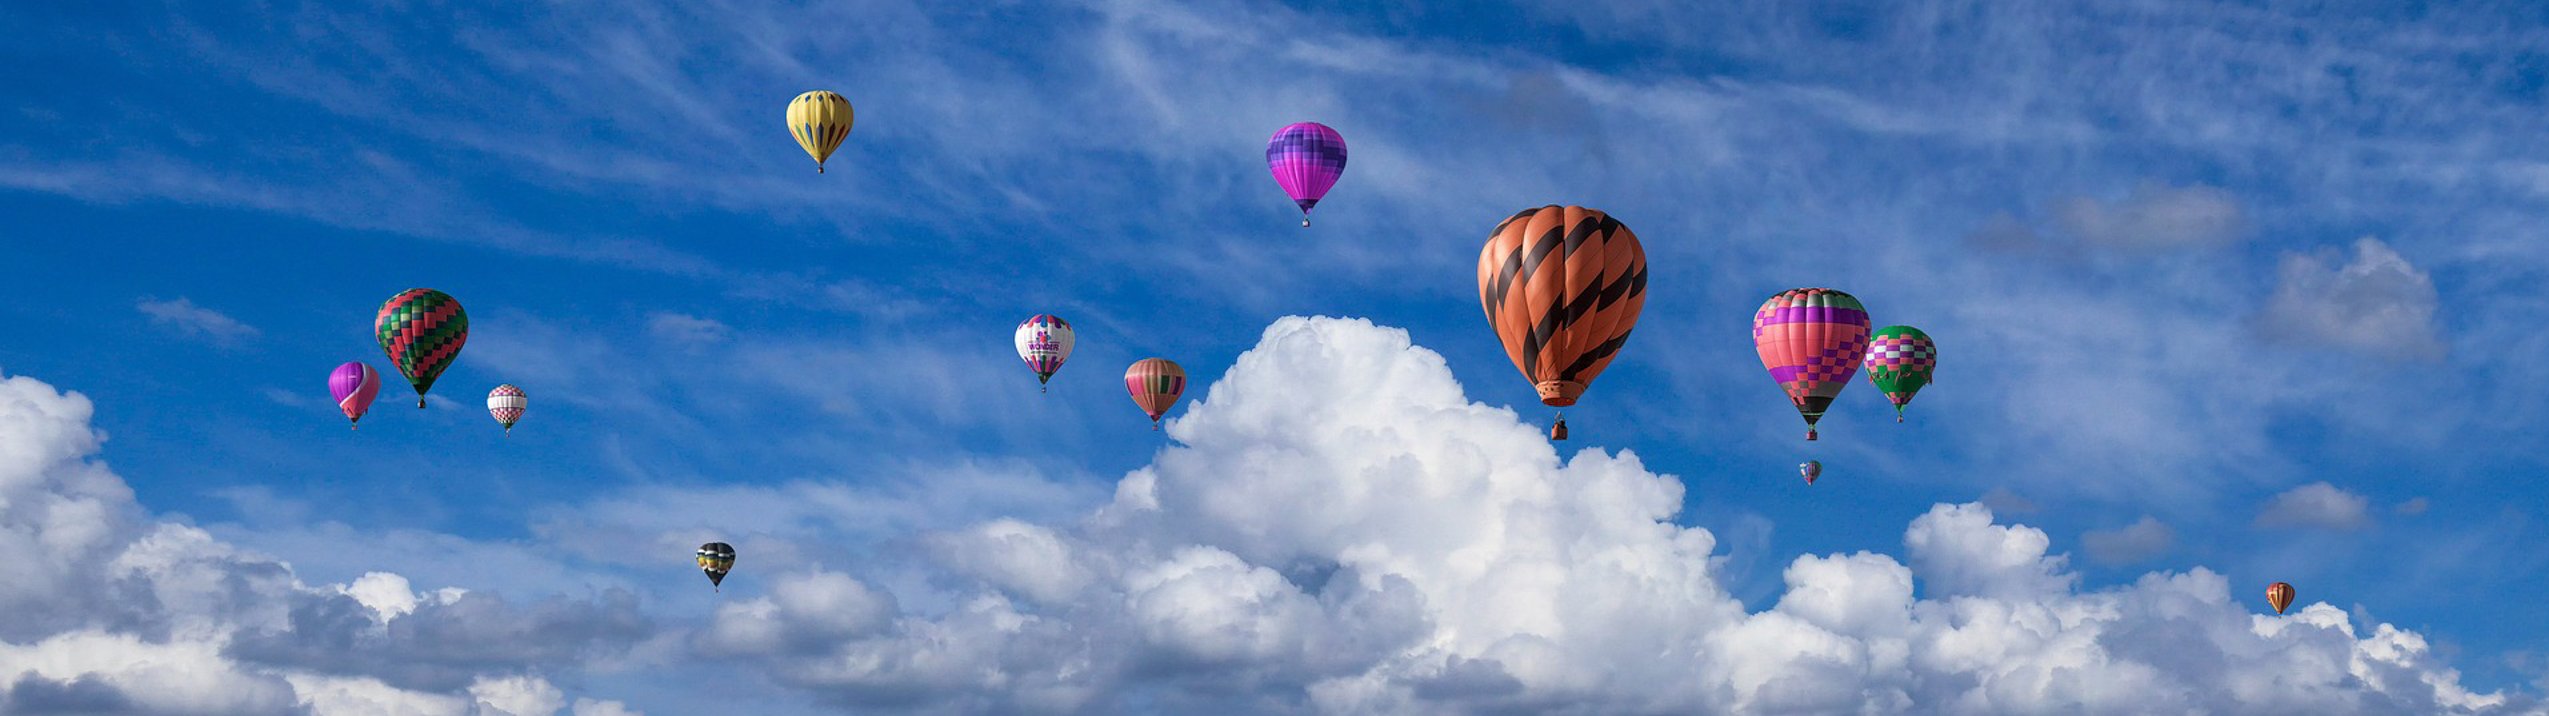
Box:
2397, 497, 2432, 516
0, 371, 644, 713
136, 297, 259, 343
2257, 482, 2376, 531
2081, 516, 2176, 565
338, 572, 461, 623
2258, 237, 2446, 361
468, 675, 566, 716
692, 317, 2536, 713
283, 673, 621, 716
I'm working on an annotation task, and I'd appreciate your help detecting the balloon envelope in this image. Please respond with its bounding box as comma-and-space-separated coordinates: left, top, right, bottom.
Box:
1800, 460, 1822, 484
786, 90, 854, 172
1014, 315, 1076, 389
487, 384, 526, 433
1125, 358, 1186, 428
1476, 205, 1649, 409
1267, 122, 1347, 225
1863, 325, 1937, 422
697, 542, 736, 588
375, 289, 468, 408
329, 362, 381, 427
1752, 288, 1870, 440
2267, 582, 2296, 614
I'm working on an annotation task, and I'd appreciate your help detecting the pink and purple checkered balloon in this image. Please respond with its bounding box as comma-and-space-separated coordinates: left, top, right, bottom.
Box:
1267, 122, 1347, 227
1751, 288, 1871, 441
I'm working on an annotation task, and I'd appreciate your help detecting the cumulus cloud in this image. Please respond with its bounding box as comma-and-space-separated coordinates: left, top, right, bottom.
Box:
0, 371, 647, 714
2082, 516, 2177, 565
2053, 181, 2247, 249
2257, 482, 2376, 531
2257, 237, 2445, 361
692, 317, 2534, 714
136, 296, 260, 343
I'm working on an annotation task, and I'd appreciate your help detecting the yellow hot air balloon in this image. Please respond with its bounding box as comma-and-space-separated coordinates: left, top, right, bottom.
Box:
786, 90, 854, 173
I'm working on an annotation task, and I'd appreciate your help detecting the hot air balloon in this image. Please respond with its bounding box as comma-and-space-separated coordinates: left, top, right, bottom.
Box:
697, 542, 736, 591
1125, 358, 1185, 430
2266, 582, 2295, 615
329, 362, 381, 430
375, 288, 468, 409
1267, 122, 1347, 227
1015, 315, 1075, 392
1752, 288, 1870, 441
786, 90, 854, 173
1477, 205, 1648, 440
487, 384, 526, 436
1864, 325, 1937, 423
1800, 460, 1822, 485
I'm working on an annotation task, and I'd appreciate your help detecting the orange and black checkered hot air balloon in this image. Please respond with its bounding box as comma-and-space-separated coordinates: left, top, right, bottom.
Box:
1476, 205, 1649, 441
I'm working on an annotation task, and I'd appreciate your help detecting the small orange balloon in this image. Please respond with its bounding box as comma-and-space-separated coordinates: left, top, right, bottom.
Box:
2266, 582, 2296, 615
1125, 358, 1186, 429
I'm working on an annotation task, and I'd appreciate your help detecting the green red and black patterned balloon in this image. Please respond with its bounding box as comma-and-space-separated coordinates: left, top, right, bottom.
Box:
375, 288, 469, 408
1862, 325, 1937, 423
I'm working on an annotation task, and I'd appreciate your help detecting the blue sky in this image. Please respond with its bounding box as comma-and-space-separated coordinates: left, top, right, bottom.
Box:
4, 0, 2548, 713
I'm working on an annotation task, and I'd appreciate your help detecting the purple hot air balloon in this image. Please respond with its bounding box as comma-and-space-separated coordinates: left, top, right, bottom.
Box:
329, 362, 382, 430
1266, 122, 1347, 227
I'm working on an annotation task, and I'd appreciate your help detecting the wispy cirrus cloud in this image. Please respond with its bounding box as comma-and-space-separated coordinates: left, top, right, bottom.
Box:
136, 297, 259, 344
643, 313, 729, 348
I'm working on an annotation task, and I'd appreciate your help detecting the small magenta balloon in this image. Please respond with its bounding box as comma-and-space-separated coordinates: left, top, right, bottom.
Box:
329, 362, 381, 430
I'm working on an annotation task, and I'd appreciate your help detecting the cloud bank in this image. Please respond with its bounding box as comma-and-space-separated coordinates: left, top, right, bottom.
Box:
0, 372, 646, 715
691, 317, 2533, 714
